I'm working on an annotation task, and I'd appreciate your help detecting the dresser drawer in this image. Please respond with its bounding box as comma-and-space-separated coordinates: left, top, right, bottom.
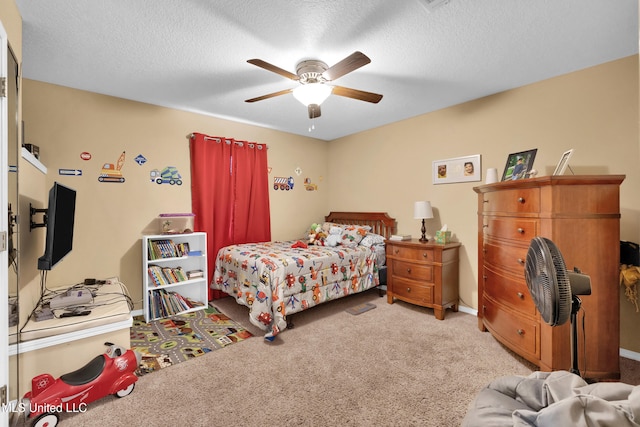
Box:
387, 245, 433, 263
484, 217, 538, 243
481, 188, 540, 214
483, 241, 528, 276
483, 265, 536, 316
391, 277, 434, 305
483, 296, 539, 358
391, 260, 433, 282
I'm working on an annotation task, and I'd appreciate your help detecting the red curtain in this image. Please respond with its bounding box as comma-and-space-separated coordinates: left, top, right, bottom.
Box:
189, 133, 271, 300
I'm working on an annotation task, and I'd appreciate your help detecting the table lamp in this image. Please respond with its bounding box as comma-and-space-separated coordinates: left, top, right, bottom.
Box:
414, 201, 433, 243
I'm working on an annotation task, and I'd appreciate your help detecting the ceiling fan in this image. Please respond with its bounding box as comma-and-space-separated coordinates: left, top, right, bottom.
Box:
245, 51, 383, 119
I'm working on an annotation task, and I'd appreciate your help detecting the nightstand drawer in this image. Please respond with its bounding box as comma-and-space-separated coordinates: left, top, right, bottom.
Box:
391, 260, 433, 281
391, 277, 433, 305
388, 245, 433, 263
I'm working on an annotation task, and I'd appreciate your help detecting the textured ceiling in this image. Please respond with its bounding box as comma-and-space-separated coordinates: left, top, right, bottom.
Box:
16, 0, 639, 141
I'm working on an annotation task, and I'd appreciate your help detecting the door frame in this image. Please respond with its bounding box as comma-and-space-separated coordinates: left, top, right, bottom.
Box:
0, 18, 10, 427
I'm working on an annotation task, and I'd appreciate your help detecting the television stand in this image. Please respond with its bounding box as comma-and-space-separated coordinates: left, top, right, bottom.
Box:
11, 281, 133, 397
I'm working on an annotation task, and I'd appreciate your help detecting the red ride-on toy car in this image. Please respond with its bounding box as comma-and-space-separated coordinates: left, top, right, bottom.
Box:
22, 342, 141, 427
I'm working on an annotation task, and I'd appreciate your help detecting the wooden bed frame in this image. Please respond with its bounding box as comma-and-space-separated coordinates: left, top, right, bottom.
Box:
325, 211, 397, 238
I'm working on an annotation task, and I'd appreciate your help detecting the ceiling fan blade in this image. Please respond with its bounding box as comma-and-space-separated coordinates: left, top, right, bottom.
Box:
331, 85, 383, 104
245, 88, 293, 103
308, 104, 321, 119
247, 59, 299, 81
322, 51, 371, 81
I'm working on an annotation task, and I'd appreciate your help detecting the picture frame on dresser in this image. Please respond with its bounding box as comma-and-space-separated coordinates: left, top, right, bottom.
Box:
501, 149, 537, 181
552, 149, 574, 175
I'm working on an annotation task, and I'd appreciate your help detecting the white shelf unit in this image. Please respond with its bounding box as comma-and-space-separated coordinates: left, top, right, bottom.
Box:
22, 146, 47, 174
142, 232, 208, 322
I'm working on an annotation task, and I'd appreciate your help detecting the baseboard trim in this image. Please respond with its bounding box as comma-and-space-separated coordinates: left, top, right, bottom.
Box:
620, 348, 640, 361
458, 305, 477, 316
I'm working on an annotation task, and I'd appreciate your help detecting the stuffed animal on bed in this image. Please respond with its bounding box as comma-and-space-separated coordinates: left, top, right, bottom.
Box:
325, 226, 343, 247
308, 223, 327, 245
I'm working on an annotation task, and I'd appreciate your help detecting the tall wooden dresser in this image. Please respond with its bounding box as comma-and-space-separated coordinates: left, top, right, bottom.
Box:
474, 175, 625, 380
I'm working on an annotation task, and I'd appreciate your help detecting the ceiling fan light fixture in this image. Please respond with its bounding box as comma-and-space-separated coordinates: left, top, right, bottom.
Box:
292, 83, 332, 107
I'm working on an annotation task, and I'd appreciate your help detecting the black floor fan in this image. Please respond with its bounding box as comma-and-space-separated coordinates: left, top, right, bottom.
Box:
524, 237, 592, 376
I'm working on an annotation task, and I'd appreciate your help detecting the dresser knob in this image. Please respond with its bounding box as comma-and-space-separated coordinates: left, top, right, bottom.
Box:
517, 329, 525, 336
422, 253, 428, 258
518, 197, 525, 204
407, 287, 411, 293
517, 292, 524, 299
395, 249, 399, 254
517, 228, 524, 234
517, 258, 525, 265
483, 224, 489, 229
483, 199, 489, 204
406, 268, 412, 273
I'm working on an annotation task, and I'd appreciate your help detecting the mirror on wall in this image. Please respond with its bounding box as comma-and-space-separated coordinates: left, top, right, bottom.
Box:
8, 45, 19, 343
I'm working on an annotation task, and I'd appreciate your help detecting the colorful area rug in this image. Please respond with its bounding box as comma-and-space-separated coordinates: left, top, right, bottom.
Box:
130, 305, 251, 375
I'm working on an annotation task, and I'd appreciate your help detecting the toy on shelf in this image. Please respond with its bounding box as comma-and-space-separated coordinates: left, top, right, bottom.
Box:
22, 342, 141, 427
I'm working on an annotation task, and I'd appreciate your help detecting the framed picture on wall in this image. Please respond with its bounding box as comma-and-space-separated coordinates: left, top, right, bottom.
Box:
501, 149, 537, 181
433, 154, 481, 184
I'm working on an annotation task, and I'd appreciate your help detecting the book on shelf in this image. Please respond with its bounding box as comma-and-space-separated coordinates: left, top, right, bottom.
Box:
150, 289, 205, 319
389, 234, 412, 241
147, 265, 167, 286
186, 269, 204, 279
173, 266, 188, 281
148, 265, 191, 286
147, 239, 191, 260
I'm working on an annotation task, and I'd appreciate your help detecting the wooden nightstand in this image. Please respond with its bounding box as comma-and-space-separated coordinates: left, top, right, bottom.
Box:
386, 239, 461, 320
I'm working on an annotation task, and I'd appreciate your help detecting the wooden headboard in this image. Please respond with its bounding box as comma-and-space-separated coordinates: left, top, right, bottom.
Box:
325, 212, 397, 239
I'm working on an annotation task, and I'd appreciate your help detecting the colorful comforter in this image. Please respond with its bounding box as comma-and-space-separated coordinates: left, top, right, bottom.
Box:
212, 241, 380, 340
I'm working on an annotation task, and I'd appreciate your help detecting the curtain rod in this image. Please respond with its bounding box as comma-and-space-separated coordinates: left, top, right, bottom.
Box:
187, 133, 268, 149
187, 133, 221, 142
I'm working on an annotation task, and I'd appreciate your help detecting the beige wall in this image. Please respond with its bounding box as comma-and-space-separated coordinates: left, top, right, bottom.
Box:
328, 55, 640, 352
0, 0, 22, 59
20, 80, 329, 321
16, 57, 640, 359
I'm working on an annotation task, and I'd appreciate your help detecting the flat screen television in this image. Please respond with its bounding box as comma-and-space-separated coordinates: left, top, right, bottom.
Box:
37, 182, 77, 271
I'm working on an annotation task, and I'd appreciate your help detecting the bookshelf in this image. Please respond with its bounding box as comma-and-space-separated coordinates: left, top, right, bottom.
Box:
142, 232, 208, 322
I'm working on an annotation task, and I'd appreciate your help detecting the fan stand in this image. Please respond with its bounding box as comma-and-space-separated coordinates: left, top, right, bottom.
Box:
569, 295, 582, 376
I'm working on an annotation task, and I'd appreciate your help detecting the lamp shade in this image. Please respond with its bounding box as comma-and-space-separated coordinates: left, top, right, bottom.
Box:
292, 83, 332, 106
414, 201, 433, 219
